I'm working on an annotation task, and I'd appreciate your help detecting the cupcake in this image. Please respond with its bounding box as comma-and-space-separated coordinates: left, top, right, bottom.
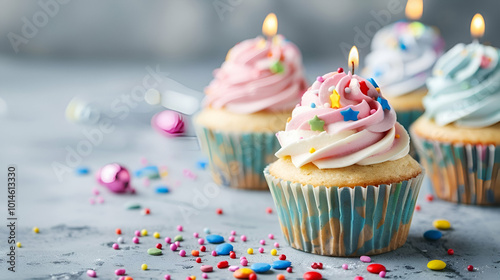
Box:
264, 68, 424, 256
411, 37, 500, 205
195, 28, 307, 190
363, 21, 444, 131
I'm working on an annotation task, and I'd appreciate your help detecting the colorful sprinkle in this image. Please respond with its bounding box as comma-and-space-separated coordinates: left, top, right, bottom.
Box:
215, 243, 234, 255
341, 108, 359, 121
316, 76, 324, 83
303, 271, 322, 280
359, 81, 369, 95
433, 219, 451, 230
179, 250, 186, 257
286, 267, 292, 273
177, 225, 183, 231
251, 263, 271, 273
247, 248, 254, 254
156, 243, 162, 249
271, 249, 278, 256
147, 248, 162, 256
337, 67, 344, 73
112, 243, 119, 250
229, 265, 239, 272
241, 259, 248, 266
274, 242, 279, 248
193, 232, 199, 238
217, 261, 229, 269
165, 237, 172, 244
155, 186, 170, 193
192, 250, 199, 256
308, 115, 325, 131
115, 269, 126, 275
448, 249, 454, 255
268, 234, 274, 239
360, 256, 371, 263
141, 263, 148, 270
117, 237, 124, 244
174, 235, 183, 241
258, 247, 264, 253
203, 228, 210, 234
309, 147, 316, 153
367, 78, 379, 88
234, 268, 254, 279
279, 254, 286, 260
377, 97, 391, 110
270, 61, 285, 74
212, 250, 217, 256
216, 208, 223, 215
266, 208, 273, 214
342, 264, 348, 270
424, 230, 442, 241
467, 265, 474, 271
272, 260, 292, 270
367, 264, 386, 274
229, 236, 235, 242
86, 270, 96, 277
170, 243, 178, 251
141, 229, 148, 236
427, 260, 446, 270
198, 238, 204, 245
133, 237, 139, 244
196, 257, 202, 263
206, 235, 224, 244
310, 103, 316, 108
200, 265, 213, 272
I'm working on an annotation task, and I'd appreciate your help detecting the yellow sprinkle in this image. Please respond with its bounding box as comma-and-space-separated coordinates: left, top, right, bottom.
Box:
160, 171, 168, 178
141, 229, 148, 236
433, 219, 451, 230
153, 232, 160, 239
247, 248, 254, 254
16, 242, 21, 248
287, 117, 291, 123
427, 260, 446, 270
141, 263, 148, 270
329, 90, 340, 108
309, 147, 316, 153
33, 227, 39, 234
376, 87, 381, 93
395, 134, 400, 139
271, 249, 278, 256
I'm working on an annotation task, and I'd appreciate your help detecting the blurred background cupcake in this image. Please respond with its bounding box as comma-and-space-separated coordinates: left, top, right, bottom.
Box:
411, 14, 500, 205
195, 14, 308, 190
265, 48, 423, 256
363, 0, 445, 135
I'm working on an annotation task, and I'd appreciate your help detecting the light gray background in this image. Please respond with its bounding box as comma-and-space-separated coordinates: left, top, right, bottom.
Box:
0, 0, 500, 279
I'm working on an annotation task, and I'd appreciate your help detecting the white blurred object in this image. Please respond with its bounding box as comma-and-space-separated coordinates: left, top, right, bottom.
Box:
145, 78, 201, 115
0, 97, 7, 116
65, 97, 101, 124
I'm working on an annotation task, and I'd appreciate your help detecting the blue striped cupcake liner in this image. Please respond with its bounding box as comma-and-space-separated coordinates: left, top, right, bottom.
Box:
264, 166, 424, 256
411, 130, 500, 205
195, 124, 280, 190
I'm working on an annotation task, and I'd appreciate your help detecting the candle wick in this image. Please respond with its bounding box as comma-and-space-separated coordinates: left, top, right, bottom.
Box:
351, 61, 355, 75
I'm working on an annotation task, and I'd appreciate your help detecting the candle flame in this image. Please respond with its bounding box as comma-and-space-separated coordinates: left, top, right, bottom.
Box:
262, 13, 278, 38
348, 46, 359, 73
471, 13, 485, 39
405, 0, 423, 21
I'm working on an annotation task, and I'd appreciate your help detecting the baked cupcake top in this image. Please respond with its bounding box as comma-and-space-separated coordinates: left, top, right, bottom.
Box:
275, 70, 409, 169
424, 42, 500, 127
204, 35, 307, 114
363, 21, 444, 97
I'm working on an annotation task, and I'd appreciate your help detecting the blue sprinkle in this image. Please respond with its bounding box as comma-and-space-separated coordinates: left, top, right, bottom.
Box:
310, 103, 316, 108
367, 78, 379, 88
250, 263, 271, 273
155, 186, 170, 193
424, 230, 442, 241
75, 166, 90, 175
272, 260, 292, 270
203, 228, 211, 234
134, 166, 160, 179
206, 234, 224, 244
196, 159, 208, 170
399, 39, 407, 50
215, 243, 233, 255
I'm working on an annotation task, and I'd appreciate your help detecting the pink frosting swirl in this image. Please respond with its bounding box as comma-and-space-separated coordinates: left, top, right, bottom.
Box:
204, 35, 307, 114
275, 71, 409, 168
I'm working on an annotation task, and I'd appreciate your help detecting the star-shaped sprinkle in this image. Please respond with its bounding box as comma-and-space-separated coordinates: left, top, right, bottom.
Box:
377, 97, 391, 110
341, 108, 359, 121
270, 61, 284, 74
330, 90, 340, 109
359, 81, 369, 95
308, 115, 325, 131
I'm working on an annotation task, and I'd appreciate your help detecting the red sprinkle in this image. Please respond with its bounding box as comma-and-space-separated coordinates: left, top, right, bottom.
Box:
286, 267, 292, 273
415, 205, 421, 211
200, 246, 206, 252
217, 261, 229, 269
249, 273, 257, 280
311, 263, 318, 269
116, 228, 122, 235
467, 265, 474, 271
359, 81, 369, 95
144, 208, 151, 215
216, 208, 223, 215
279, 254, 286, 260
303, 271, 322, 280
367, 264, 386, 274
337, 67, 344, 73
266, 207, 273, 214
426, 194, 434, 201
354, 277, 364, 280
447, 249, 454, 255
196, 257, 202, 263
318, 263, 323, 269
156, 243, 162, 249
230, 252, 236, 259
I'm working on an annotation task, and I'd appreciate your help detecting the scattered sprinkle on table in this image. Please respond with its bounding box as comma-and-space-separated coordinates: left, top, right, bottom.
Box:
174, 235, 183, 241
217, 261, 229, 269
251, 263, 271, 273
206, 234, 224, 244
360, 256, 371, 263
200, 265, 213, 272
141, 263, 148, 270
433, 219, 451, 230
86, 269, 96, 277
272, 260, 292, 270
33, 227, 39, 233
147, 248, 162, 256
216, 243, 234, 255
467, 265, 474, 271
233, 268, 254, 279
424, 230, 442, 241
303, 271, 322, 280
367, 264, 386, 274
427, 260, 446, 270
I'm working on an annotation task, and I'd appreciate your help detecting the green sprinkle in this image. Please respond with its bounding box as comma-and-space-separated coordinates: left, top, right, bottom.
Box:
174, 235, 183, 241
125, 203, 141, 210
147, 248, 163, 256
270, 61, 284, 74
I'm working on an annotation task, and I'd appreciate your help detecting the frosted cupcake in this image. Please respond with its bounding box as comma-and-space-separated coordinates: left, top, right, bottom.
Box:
411, 20, 500, 205
195, 15, 307, 190
363, 21, 444, 130
265, 68, 423, 256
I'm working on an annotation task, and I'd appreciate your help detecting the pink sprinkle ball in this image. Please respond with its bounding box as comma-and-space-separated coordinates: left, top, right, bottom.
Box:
202, 273, 208, 279
193, 232, 199, 238
179, 250, 186, 257
241, 259, 248, 266
240, 256, 246, 260
175, 241, 181, 246
92, 188, 100, 195
170, 243, 178, 251
165, 275, 171, 280
89, 198, 95, 204
112, 243, 119, 250
241, 235, 247, 242
342, 264, 348, 270
229, 236, 235, 242
260, 240, 266, 245
370, 109, 376, 114
115, 269, 126, 275
87, 270, 96, 277
177, 225, 183, 231
165, 237, 172, 244
198, 238, 205, 245
268, 234, 274, 239
135, 230, 141, 237
316, 76, 325, 83
379, 271, 386, 278
231, 230, 236, 235
360, 256, 371, 263
212, 250, 217, 256
259, 247, 264, 253
274, 242, 280, 248
132, 237, 139, 244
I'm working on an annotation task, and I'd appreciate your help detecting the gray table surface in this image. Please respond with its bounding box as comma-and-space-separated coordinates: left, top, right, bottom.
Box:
0, 56, 499, 280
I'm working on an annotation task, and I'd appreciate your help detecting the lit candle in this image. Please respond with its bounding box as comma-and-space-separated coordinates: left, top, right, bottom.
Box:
262, 13, 278, 42
348, 46, 359, 75
405, 0, 423, 21
470, 13, 485, 43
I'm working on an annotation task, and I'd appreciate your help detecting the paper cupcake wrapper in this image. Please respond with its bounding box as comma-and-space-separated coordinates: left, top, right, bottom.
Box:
264, 167, 424, 256
195, 124, 280, 190
396, 109, 423, 161
411, 130, 500, 205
